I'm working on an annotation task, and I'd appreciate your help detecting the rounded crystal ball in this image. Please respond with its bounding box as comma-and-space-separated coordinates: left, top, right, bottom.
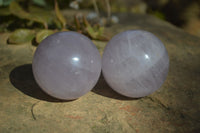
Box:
32, 31, 101, 100
102, 30, 169, 98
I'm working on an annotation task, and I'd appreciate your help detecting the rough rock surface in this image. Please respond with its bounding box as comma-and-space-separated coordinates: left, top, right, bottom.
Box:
0, 14, 200, 133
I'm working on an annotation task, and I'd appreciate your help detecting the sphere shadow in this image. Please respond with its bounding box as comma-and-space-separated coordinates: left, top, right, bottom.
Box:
92, 73, 139, 101
9, 64, 137, 101
9, 64, 72, 102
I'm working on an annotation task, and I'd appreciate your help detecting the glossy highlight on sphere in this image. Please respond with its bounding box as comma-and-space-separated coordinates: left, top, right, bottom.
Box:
32, 31, 101, 100
102, 30, 169, 98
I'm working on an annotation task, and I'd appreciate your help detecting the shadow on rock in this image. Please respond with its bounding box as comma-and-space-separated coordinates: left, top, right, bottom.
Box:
9, 64, 137, 101
92, 73, 139, 101
9, 64, 69, 102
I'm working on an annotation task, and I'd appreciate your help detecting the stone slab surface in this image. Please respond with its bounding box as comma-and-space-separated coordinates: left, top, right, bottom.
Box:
0, 14, 200, 133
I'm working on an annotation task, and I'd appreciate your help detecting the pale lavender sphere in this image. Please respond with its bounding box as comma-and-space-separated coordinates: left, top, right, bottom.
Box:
102, 30, 169, 98
32, 31, 101, 100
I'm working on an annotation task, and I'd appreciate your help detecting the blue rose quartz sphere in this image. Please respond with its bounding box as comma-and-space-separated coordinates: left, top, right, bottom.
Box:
32, 31, 101, 100
102, 30, 169, 98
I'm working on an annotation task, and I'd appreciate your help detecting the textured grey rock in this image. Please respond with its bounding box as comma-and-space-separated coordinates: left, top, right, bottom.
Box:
1, 13, 200, 133
102, 30, 169, 98
32, 31, 101, 100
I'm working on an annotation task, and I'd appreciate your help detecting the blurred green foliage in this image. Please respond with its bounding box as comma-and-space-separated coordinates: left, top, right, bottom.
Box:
150, 11, 165, 20
1, 0, 198, 45
0, 0, 108, 45
0, 0, 14, 6
8, 29, 35, 44
32, 0, 46, 6
35, 29, 54, 43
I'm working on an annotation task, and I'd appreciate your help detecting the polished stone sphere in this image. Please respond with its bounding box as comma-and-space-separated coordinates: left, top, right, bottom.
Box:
102, 30, 169, 98
32, 31, 101, 100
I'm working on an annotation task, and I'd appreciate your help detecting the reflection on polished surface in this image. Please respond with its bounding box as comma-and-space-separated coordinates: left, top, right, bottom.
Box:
72, 57, 80, 62
144, 54, 150, 60
102, 30, 169, 98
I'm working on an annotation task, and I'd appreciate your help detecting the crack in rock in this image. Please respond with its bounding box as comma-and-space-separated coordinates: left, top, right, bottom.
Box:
146, 96, 170, 111
31, 101, 40, 120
